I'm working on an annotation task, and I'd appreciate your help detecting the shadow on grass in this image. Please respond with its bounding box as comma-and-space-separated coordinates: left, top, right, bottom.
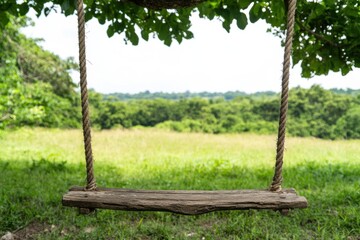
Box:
1, 158, 359, 239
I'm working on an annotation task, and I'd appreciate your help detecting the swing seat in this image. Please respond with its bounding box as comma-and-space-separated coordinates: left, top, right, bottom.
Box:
62, 187, 307, 215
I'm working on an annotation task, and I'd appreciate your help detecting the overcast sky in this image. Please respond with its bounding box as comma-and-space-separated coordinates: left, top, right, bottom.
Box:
22, 10, 360, 94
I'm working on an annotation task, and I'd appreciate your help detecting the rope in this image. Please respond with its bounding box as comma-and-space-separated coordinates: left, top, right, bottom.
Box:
270, 0, 297, 192
77, 0, 96, 191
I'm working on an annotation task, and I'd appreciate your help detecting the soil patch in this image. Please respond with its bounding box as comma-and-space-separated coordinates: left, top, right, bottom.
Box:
4, 221, 51, 240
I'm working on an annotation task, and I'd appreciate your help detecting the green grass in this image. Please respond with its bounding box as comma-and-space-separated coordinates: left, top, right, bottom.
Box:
0, 128, 359, 239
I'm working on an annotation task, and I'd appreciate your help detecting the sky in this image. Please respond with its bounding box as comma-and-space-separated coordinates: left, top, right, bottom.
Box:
22, 10, 360, 94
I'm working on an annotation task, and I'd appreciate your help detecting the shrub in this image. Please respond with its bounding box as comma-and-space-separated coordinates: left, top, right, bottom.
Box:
334, 106, 360, 139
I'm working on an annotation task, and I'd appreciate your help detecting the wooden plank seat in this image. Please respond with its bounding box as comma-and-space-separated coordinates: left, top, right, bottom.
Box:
62, 187, 308, 215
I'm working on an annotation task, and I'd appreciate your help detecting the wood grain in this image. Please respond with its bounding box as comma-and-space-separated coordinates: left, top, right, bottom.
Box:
63, 187, 307, 215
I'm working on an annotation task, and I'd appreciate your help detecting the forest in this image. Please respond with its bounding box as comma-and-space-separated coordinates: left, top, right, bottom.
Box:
1, 17, 360, 140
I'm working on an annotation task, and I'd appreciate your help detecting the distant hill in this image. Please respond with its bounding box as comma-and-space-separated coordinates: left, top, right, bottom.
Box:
330, 88, 360, 96
102, 90, 278, 101
102, 88, 360, 101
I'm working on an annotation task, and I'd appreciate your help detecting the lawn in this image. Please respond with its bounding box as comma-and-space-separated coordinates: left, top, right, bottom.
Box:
0, 128, 359, 239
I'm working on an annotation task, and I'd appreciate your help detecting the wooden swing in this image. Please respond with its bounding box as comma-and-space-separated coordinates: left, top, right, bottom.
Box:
62, 0, 308, 215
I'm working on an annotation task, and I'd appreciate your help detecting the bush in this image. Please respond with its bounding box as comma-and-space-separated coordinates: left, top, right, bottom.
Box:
232, 120, 277, 134
334, 106, 360, 139
156, 121, 189, 132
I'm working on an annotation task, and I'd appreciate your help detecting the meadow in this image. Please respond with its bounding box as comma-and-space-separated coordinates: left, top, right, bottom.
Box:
0, 128, 359, 239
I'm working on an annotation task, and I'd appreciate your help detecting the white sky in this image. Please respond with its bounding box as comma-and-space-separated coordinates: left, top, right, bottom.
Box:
22, 10, 360, 94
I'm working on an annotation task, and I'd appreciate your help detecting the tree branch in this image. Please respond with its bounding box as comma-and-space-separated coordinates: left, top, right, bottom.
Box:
296, 19, 338, 47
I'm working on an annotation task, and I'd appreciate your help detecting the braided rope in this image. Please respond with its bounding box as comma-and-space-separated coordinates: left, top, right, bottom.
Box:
77, 0, 96, 191
270, 0, 297, 192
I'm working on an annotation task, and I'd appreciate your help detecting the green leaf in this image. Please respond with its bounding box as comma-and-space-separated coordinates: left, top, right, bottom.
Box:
18, 2, 29, 16
175, 34, 183, 44
106, 25, 115, 37
127, 31, 139, 45
341, 65, 351, 76
184, 31, 194, 39
164, 38, 172, 46
60, 0, 76, 16
61, 0, 70, 13
236, 12, 247, 30
249, 3, 261, 23
141, 29, 149, 41
98, 15, 106, 25
222, 20, 231, 32
158, 23, 169, 41
113, 21, 126, 32
31, 2, 44, 17
85, 11, 93, 21
0, 12, 10, 27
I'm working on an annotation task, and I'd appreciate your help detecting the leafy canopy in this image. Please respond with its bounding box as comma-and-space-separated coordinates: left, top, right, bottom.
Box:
0, 17, 80, 128
0, 0, 359, 77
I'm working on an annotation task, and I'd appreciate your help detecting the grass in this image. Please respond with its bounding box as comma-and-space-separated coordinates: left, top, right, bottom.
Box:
0, 128, 359, 239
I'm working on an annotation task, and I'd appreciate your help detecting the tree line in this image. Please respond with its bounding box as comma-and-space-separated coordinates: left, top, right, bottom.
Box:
103, 89, 360, 101
90, 86, 360, 139
103, 91, 278, 101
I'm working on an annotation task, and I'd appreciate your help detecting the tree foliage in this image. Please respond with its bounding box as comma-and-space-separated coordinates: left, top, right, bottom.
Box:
0, 17, 80, 128
0, 0, 359, 77
87, 86, 360, 140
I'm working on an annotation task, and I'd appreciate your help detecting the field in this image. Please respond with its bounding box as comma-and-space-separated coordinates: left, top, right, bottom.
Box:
0, 128, 359, 239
